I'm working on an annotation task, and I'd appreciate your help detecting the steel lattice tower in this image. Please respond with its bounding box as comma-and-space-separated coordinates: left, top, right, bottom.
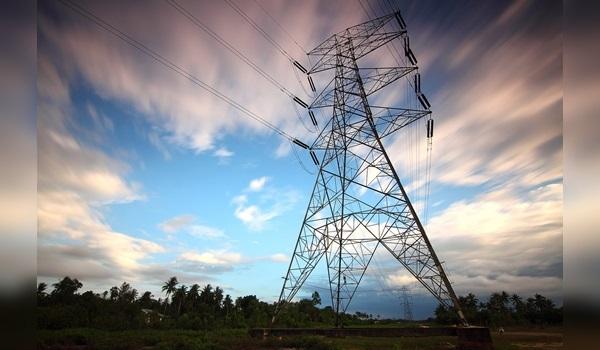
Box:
276, 12, 467, 327
400, 286, 414, 321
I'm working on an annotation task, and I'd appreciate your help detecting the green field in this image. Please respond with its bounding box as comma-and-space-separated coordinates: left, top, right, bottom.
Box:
37, 327, 563, 350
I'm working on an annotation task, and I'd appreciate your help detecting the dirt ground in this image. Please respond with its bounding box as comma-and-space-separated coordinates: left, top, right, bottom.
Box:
491, 329, 563, 350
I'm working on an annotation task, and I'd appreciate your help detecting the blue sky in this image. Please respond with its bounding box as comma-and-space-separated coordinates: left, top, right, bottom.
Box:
37, 0, 562, 319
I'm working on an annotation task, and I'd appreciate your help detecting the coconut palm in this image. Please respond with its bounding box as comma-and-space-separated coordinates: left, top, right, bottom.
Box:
161, 276, 178, 313
174, 284, 188, 316
187, 284, 200, 312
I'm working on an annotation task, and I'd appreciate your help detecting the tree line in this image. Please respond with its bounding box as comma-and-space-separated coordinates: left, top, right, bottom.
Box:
37, 276, 561, 330
37, 276, 339, 330
435, 291, 562, 327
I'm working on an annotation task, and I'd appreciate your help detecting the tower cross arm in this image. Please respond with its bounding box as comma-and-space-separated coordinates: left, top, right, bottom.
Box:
308, 13, 406, 74
370, 106, 431, 139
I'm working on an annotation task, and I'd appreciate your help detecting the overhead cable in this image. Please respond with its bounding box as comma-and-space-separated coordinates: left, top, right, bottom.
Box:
58, 0, 307, 146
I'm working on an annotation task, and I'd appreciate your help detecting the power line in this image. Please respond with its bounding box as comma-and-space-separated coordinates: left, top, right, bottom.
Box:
165, 0, 316, 136
58, 0, 302, 144
165, 0, 297, 100
223, 0, 317, 122
224, 0, 295, 63
252, 0, 308, 54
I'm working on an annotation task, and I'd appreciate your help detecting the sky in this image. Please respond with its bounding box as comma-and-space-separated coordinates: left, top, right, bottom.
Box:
36, 0, 563, 319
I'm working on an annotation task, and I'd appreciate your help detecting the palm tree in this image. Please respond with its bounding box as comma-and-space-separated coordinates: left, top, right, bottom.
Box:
161, 276, 178, 313
174, 285, 188, 316
37, 282, 47, 297
187, 284, 200, 312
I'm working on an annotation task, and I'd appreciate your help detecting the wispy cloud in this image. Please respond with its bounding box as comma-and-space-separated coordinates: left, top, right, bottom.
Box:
269, 253, 288, 263
213, 146, 234, 158
158, 214, 195, 234
159, 214, 225, 239
180, 250, 242, 266
39, 0, 365, 157
188, 225, 225, 239
232, 194, 279, 231
233, 178, 299, 231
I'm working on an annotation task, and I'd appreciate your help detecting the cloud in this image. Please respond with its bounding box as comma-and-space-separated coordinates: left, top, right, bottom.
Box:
248, 176, 269, 192
233, 196, 279, 231
177, 249, 243, 274
180, 250, 242, 265
39, 0, 365, 158
213, 146, 234, 158
37, 55, 163, 283
159, 214, 225, 239
361, 182, 562, 299
147, 128, 172, 160
158, 214, 196, 234
385, 272, 416, 287
425, 183, 562, 296
175, 250, 289, 276
232, 182, 299, 231
269, 253, 289, 263
387, 2, 561, 191
188, 224, 225, 239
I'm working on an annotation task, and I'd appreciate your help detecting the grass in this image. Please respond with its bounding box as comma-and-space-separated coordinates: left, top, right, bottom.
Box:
37, 328, 339, 350
37, 327, 564, 350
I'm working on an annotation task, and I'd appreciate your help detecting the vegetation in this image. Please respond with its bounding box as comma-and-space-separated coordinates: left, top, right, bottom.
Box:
37, 276, 562, 349
434, 291, 562, 327
38, 276, 396, 331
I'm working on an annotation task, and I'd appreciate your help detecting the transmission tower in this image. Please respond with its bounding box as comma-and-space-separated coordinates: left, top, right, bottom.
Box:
275, 11, 467, 327
400, 286, 414, 321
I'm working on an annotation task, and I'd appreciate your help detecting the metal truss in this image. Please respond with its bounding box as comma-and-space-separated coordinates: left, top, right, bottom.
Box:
275, 11, 467, 327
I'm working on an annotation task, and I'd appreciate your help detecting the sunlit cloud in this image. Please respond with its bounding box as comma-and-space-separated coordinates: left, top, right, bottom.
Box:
248, 176, 269, 192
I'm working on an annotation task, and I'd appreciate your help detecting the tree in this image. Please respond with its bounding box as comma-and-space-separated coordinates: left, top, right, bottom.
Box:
214, 286, 224, 310
138, 291, 154, 309
187, 284, 200, 312
161, 276, 178, 313
525, 294, 560, 325
311, 291, 321, 306
117, 282, 138, 303
173, 285, 188, 316
434, 304, 458, 324
37, 282, 49, 306
109, 286, 119, 301
511, 294, 525, 323
51, 277, 83, 303
200, 284, 214, 305
487, 291, 511, 326
223, 294, 234, 322
37, 282, 47, 297
459, 293, 480, 324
